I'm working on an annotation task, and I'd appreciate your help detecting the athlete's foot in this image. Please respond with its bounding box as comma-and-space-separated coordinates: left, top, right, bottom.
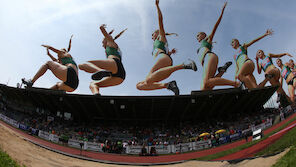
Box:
218, 61, 232, 73
167, 80, 180, 95
265, 74, 274, 80
91, 71, 112, 80
183, 59, 197, 71
21, 78, 33, 88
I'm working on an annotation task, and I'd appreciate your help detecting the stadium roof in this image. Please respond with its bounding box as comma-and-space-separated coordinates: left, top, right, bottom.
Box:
0, 84, 277, 124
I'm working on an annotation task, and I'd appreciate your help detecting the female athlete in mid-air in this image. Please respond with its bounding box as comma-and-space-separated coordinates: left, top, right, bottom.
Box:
196, 2, 239, 90
78, 25, 127, 95
276, 58, 296, 103
136, 0, 197, 95
256, 50, 292, 101
22, 35, 79, 92
231, 29, 273, 89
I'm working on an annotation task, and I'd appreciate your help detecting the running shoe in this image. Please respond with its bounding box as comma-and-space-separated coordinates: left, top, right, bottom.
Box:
91, 71, 112, 80
21, 78, 33, 88
167, 80, 180, 95
183, 59, 197, 71
218, 61, 232, 73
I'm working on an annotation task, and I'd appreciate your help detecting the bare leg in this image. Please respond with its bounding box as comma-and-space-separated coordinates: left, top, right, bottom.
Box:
57, 82, 75, 92
237, 61, 257, 89
146, 64, 184, 84
136, 54, 173, 91
50, 83, 59, 90
148, 54, 172, 76
79, 59, 118, 74
258, 78, 269, 88
136, 81, 168, 90
247, 74, 258, 86
79, 62, 102, 73
201, 54, 238, 90
90, 77, 123, 94
88, 59, 118, 74
214, 71, 224, 78
32, 61, 68, 83
288, 85, 295, 103
49, 82, 74, 92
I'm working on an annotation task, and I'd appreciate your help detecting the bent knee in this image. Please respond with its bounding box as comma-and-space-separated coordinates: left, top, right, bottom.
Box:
89, 81, 98, 89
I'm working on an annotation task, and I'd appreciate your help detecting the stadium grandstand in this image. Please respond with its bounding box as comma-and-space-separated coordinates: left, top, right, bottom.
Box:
1, 83, 294, 155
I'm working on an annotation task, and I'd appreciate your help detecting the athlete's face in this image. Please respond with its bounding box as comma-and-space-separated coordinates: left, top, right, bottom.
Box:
60, 48, 67, 53
152, 31, 159, 41
276, 59, 282, 67
231, 39, 239, 49
196, 32, 206, 42
289, 60, 294, 65
256, 50, 264, 59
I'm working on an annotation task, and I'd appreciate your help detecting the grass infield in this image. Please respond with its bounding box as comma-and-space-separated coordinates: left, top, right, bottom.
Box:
195, 115, 296, 161
0, 147, 25, 167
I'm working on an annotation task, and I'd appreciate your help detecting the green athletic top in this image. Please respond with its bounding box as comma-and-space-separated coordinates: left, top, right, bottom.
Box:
152, 36, 168, 57
197, 39, 212, 65
60, 57, 77, 67
234, 45, 248, 71
105, 46, 122, 60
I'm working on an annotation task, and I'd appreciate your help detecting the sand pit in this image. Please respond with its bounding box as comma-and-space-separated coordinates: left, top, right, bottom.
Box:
0, 124, 288, 167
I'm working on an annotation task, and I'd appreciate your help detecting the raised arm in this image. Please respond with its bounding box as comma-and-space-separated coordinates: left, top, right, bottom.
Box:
155, 0, 166, 42
208, 2, 227, 43
99, 24, 113, 41
67, 35, 73, 52
41, 44, 62, 54
46, 48, 58, 62
114, 28, 128, 40
244, 29, 273, 48
269, 52, 293, 58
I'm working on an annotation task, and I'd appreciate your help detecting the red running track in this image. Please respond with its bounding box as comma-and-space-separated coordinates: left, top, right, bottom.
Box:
1, 113, 296, 164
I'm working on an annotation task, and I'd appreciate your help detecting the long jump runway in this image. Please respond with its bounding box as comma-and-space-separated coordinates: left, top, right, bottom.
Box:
0, 113, 295, 165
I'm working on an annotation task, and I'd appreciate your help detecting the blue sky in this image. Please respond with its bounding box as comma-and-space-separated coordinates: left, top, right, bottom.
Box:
0, 0, 296, 97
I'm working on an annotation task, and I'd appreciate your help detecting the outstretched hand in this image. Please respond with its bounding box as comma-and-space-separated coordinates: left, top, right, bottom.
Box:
265, 29, 274, 36
155, 0, 159, 6
100, 24, 106, 29
171, 48, 177, 54
41, 44, 50, 48
222, 2, 228, 10
70, 35, 74, 39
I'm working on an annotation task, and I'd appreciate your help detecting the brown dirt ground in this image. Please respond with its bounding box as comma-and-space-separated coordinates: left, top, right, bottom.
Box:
0, 124, 288, 167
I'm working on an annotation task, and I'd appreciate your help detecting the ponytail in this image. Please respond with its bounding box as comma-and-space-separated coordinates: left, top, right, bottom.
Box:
114, 28, 128, 40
